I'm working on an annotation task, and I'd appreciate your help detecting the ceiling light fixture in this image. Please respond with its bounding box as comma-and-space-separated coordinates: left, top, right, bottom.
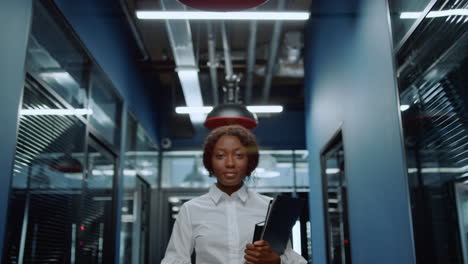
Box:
136, 11, 310, 21
175, 105, 283, 114
205, 103, 258, 130
247, 105, 283, 113
175, 106, 213, 114
400, 9, 468, 19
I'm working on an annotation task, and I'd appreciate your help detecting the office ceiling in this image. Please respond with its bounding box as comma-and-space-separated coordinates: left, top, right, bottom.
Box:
123, 0, 312, 140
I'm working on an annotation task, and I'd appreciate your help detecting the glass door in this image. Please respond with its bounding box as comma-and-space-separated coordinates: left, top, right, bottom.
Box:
75, 137, 117, 264
321, 129, 352, 264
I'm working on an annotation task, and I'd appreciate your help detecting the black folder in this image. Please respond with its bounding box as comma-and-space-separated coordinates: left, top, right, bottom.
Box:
252, 195, 305, 254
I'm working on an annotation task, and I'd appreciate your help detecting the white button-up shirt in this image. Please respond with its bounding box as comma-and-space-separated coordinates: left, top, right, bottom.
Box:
161, 184, 307, 264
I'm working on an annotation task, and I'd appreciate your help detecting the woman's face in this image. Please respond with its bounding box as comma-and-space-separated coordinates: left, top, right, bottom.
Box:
211, 135, 248, 191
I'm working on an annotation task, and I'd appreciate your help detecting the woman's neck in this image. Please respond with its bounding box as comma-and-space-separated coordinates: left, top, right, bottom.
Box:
216, 181, 243, 196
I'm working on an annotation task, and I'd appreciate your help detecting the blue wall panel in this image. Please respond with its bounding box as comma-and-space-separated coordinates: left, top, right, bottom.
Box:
304, 0, 415, 263
0, 0, 32, 254
53, 0, 159, 144
168, 110, 306, 150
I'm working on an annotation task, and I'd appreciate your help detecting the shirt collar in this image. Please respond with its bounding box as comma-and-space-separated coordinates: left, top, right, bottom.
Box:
209, 183, 249, 205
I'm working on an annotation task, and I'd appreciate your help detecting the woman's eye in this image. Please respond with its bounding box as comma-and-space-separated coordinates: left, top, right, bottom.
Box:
216, 154, 225, 159
235, 153, 245, 159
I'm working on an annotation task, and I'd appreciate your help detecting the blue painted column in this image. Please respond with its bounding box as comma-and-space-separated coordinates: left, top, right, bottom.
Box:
304, 0, 415, 263
0, 0, 33, 254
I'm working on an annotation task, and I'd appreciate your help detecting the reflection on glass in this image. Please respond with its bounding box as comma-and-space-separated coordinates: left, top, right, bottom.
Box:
25, 1, 90, 108
253, 150, 310, 188
391, 0, 468, 262
89, 72, 122, 147
3, 79, 86, 263
87, 153, 114, 189
76, 139, 116, 263
120, 115, 158, 264
388, 0, 434, 46
161, 154, 214, 188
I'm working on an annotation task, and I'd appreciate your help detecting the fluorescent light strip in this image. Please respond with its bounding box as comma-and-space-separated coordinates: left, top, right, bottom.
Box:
247, 105, 283, 113
400, 9, 468, 19
136, 11, 310, 21
407, 166, 468, 173
20, 109, 93, 116
176, 106, 213, 114
175, 105, 283, 114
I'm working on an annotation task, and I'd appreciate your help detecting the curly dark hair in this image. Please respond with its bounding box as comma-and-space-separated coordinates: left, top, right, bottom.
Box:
203, 125, 259, 177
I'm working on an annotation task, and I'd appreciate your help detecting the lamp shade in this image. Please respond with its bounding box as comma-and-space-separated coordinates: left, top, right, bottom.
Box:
204, 104, 258, 130
178, 0, 268, 11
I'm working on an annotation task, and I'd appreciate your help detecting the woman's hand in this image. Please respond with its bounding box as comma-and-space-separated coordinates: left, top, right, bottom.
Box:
244, 240, 281, 264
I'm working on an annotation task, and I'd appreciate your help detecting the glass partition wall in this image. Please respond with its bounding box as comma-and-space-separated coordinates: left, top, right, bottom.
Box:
120, 114, 158, 264
2, 1, 158, 263
161, 150, 309, 191
389, 0, 468, 263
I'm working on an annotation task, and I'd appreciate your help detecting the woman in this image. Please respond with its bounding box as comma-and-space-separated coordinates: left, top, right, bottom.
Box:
161, 125, 306, 264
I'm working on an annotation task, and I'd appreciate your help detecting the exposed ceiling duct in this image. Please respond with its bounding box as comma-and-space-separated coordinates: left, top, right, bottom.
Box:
262, 0, 286, 104
245, 20, 258, 104
161, 0, 205, 124
220, 21, 235, 82
128, 0, 310, 136
256, 31, 304, 78
206, 22, 219, 105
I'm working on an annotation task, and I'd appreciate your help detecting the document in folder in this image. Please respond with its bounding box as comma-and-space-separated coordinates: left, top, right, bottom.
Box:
252, 195, 305, 254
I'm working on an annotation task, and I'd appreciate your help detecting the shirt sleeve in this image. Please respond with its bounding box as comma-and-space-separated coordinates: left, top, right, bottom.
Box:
161, 203, 194, 264
280, 240, 308, 264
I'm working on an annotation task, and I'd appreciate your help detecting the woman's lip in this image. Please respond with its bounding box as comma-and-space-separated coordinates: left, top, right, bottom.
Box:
223, 173, 237, 177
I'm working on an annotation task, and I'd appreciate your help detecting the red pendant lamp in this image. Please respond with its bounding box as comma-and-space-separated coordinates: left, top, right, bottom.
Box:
204, 75, 258, 130
205, 103, 257, 130
178, 0, 269, 11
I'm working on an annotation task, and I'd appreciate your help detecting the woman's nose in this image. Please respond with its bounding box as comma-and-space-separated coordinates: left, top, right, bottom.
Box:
225, 155, 235, 167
